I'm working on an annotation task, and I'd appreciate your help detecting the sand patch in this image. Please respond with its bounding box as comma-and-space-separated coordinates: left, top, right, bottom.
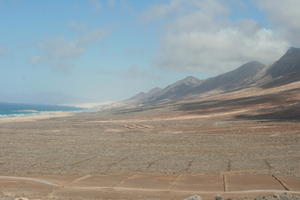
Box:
0, 111, 73, 123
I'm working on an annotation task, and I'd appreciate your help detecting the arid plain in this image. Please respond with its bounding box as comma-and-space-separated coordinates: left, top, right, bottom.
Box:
1, 80, 300, 200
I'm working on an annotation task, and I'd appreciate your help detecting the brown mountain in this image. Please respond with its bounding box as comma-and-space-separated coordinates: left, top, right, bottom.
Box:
122, 47, 300, 121
146, 76, 202, 103
129, 61, 265, 104
261, 47, 300, 88
192, 61, 265, 94
128, 87, 162, 102
128, 47, 300, 108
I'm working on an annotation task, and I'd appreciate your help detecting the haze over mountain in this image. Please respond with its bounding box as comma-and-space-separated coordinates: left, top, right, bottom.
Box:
129, 47, 300, 106
262, 47, 300, 88
191, 61, 265, 93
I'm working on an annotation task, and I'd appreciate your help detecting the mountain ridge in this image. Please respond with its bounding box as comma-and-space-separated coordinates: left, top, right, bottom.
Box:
261, 47, 300, 88
128, 47, 300, 106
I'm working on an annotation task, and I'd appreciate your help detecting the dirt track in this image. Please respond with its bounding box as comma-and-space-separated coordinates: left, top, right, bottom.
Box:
1, 173, 300, 200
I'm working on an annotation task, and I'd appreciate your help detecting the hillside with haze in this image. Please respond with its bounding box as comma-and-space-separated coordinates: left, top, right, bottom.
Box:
128, 47, 300, 107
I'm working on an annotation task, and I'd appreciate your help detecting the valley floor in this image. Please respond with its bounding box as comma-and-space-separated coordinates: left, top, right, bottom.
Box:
0, 104, 300, 199
1, 80, 300, 199
1, 108, 300, 177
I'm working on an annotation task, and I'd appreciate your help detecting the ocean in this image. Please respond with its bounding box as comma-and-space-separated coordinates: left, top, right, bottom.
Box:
0, 102, 83, 118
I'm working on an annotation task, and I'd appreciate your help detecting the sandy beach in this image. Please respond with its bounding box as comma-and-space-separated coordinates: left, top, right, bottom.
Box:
0, 111, 74, 123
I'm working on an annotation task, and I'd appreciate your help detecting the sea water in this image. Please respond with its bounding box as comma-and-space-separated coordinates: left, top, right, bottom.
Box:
0, 102, 83, 118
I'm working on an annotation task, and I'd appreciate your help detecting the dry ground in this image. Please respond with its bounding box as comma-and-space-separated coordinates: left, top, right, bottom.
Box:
0, 109, 300, 177
1, 103, 300, 177
1, 83, 300, 199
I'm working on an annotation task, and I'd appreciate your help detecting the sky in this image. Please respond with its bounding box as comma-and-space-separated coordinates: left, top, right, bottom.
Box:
0, 0, 300, 104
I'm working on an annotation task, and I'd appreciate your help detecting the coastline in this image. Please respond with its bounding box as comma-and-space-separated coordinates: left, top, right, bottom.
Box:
0, 111, 75, 123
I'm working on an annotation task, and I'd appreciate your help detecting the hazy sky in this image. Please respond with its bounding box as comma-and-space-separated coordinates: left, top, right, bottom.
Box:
0, 0, 299, 104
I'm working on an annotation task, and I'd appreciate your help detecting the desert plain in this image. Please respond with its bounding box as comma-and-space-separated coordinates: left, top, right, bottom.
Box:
0, 81, 300, 200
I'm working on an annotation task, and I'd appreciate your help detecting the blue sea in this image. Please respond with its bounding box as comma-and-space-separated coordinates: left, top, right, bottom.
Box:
0, 102, 83, 118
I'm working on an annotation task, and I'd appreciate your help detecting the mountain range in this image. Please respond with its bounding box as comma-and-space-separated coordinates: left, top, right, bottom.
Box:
128, 47, 300, 107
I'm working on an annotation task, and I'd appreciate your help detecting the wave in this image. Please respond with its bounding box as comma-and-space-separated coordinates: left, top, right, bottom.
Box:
0, 102, 84, 118
0, 110, 83, 119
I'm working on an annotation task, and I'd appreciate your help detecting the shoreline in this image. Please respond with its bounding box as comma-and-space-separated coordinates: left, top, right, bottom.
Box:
0, 111, 75, 123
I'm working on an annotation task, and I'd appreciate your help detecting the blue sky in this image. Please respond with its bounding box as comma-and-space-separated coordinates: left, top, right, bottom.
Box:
0, 0, 299, 104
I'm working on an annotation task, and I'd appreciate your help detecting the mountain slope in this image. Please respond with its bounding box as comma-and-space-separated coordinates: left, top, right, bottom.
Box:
147, 76, 202, 103
127, 47, 300, 106
129, 62, 265, 105
128, 87, 162, 102
192, 61, 265, 94
129, 62, 264, 105
262, 47, 300, 88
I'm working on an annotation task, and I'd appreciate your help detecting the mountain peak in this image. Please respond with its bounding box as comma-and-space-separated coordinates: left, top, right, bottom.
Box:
284, 47, 300, 57
262, 47, 300, 88
287, 46, 300, 53
267, 47, 300, 77
183, 75, 198, 80
178, 76, 201, 86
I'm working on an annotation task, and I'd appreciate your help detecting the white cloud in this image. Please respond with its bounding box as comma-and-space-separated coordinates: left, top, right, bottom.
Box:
141, 0, 184, 22
89, 0, 102, 13
141, 0, 229, 22
159, 26, 288, 73
31, 26, 107, 69
145, 0, 289, 73
257, 0, 300, 45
